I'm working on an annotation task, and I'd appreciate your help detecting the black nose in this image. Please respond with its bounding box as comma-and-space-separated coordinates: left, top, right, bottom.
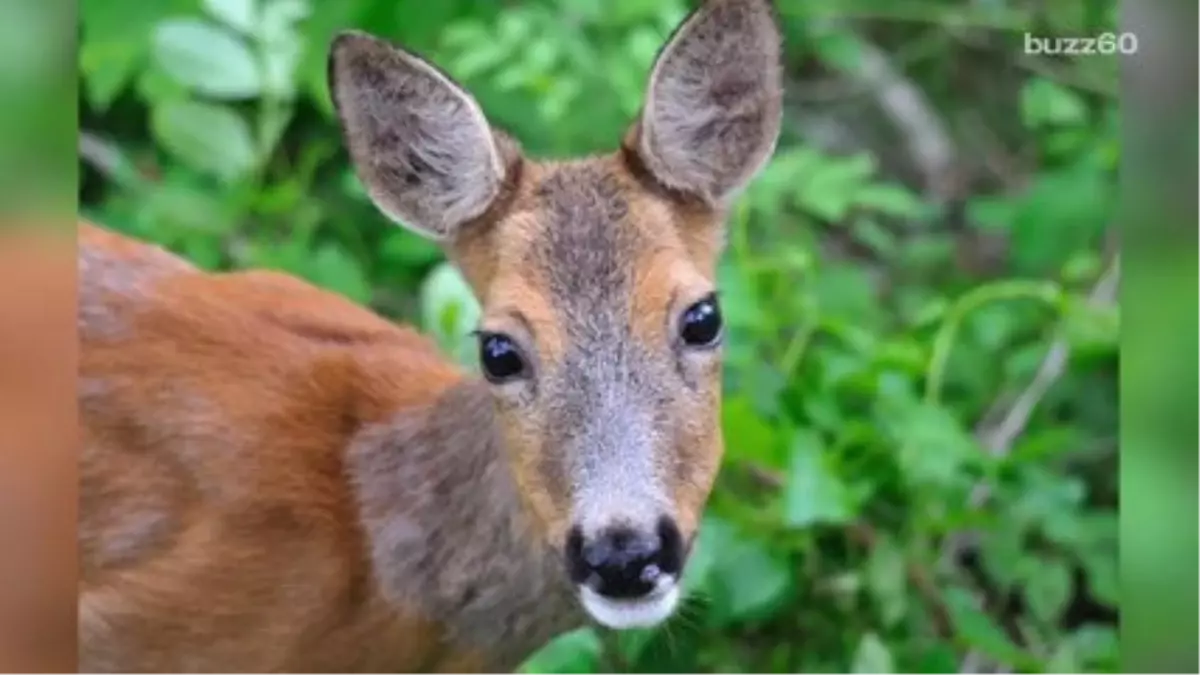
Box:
565, 517, 684, 599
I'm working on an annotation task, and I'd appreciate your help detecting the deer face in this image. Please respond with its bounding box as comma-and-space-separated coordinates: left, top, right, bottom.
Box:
329, 0, 782, 629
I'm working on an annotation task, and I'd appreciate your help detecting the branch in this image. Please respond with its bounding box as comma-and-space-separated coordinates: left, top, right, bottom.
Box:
785, 25, 960, 203
78, 130, 151, 190
848, 33, 959, 202
78, 131, 125, 182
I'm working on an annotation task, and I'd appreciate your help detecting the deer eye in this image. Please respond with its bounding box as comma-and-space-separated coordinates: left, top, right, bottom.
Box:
679, 294, 722, 348
478, 332, 528, 383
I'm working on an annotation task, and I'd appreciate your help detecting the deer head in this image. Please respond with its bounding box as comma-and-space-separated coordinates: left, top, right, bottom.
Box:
329, 0, 782, 629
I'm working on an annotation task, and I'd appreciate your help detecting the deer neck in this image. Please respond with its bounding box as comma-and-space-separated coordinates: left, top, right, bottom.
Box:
346, 377, 582, 666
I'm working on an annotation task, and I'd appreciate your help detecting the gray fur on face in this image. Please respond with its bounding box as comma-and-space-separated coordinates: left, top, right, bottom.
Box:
524, 165, 677, 536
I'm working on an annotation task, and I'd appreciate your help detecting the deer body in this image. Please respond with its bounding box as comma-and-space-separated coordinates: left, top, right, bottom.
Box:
78, 0, 783, 671
80, 223, 588, 672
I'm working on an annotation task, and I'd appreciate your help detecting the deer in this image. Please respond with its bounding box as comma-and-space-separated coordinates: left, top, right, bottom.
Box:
77, 0, 783, 670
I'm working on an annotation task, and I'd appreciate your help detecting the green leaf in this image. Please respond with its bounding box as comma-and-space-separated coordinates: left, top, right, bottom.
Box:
296, 0, 365, 114
136, 63, 192, 103
420, 262, 481, 366
1010, 164, 1113, 275
1046, 642, 1081, 673
262, 39, 301, 99
681, 517, 721, 596
875, 340, 926, 375
896, 233, 955, 271
968, 304, 1019, 351
1012, 468, 1086, 538
854, 183, 926, 219
1022, 557, 1072, 622
721, 396, 783, 467
944, 587, 1025, 666
966, 195, 1019, 233
1061, 250, 1103, 283
796, 153, 876, 222
801, 389, 848, 434
812, 30, 862, 72
914, 643, 959, 673
784, 430, 851, 527
613, 628, 657, 666
1020, 78, 1087, 129
450, 38, 511, 82
1069, 625, 1118, 668
908, 296, 950, 328
258, 0, 309, 98
153, 18, 261, 99
1011, 427, 1083, 463
257, 103, 294, 158
80, 38, 144, 111
878, 393, 977, 489
79, 0, 186, 109
866, 534, 908, 627
851, 218, 898, 258
813, 264, 881, 327
341, 169, 368, 200
1062, 295, 1119, 351
608, 0, 663, 24
721, 540, 791, 622
380, 228, 443, 270
703, 518, 792, 623
716, 259, 766, 331
747, 147, 821, 215
203, 0, 258, 34
851, 633, 894, 673
306, 243, 372, 304
141, 183, 230, 238
260, 0, 309, 39
1081, 549, 1118, 607
151, 100, 257, 181
519, 628, 602, 674
627, 25, 666, 69
979, 523, 1027, 593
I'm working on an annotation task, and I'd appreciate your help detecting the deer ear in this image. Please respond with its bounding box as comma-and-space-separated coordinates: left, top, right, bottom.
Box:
632, 0, 783, 206
329, 31, 510, 241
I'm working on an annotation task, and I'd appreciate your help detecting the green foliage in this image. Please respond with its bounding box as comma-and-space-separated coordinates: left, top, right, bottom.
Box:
79, 0, 1119, 671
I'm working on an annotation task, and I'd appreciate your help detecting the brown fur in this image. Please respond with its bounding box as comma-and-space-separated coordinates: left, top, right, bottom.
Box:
79, 0, 782, 670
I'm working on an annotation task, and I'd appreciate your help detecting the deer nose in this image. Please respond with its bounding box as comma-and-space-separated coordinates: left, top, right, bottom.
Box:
565, 517, 684, 599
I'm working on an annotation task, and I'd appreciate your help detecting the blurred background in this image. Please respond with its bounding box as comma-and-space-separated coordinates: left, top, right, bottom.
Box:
78, 0, 1120, 672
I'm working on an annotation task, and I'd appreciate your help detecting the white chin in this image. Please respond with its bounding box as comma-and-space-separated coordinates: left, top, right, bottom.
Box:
579, 583, 680, 629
